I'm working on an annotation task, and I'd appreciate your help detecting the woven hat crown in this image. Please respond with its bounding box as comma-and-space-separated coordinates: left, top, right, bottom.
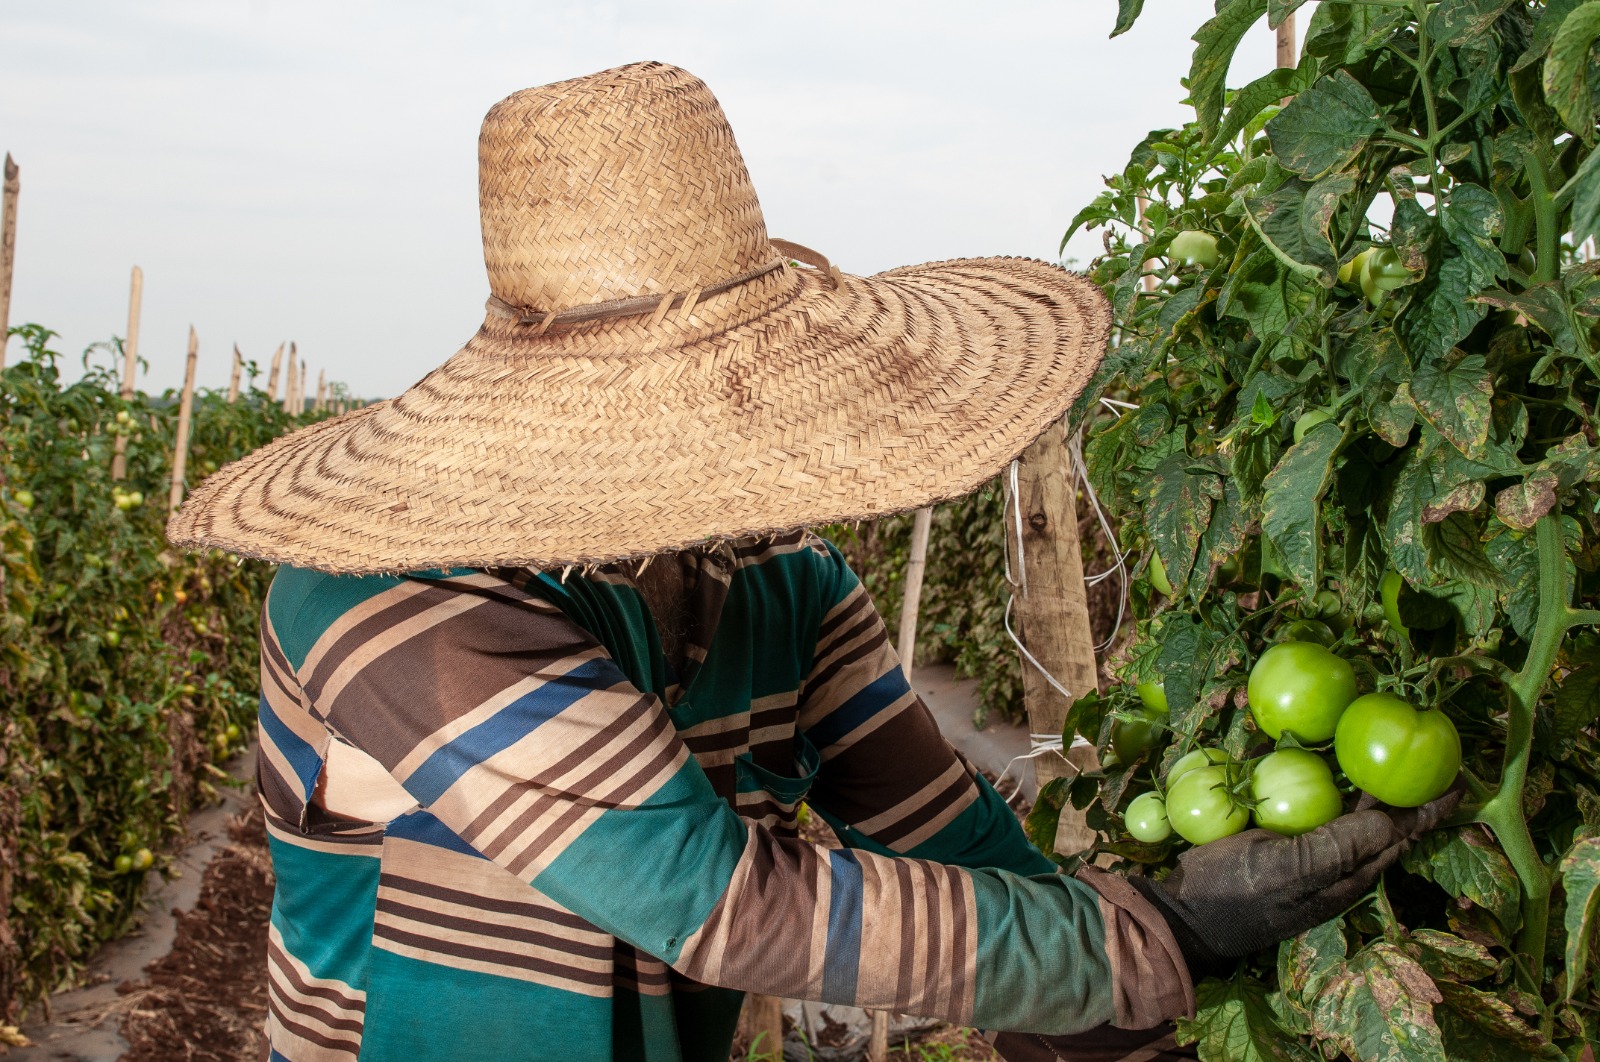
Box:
479, 61, 773, 314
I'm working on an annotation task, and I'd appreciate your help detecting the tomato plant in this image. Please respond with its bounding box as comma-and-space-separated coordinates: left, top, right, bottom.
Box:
0, 324, 339, 1016
1029, 2, 1600, 1057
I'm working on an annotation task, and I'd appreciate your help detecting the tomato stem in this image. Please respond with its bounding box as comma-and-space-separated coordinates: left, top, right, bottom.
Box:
1476, 515, 1569, 1003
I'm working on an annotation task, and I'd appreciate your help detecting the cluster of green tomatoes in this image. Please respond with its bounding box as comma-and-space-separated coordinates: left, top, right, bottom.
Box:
1118, 638, 1463, 847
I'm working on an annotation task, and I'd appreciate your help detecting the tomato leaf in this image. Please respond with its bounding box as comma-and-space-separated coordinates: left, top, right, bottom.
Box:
1302, 3, 1408, 66
1436, 981, 1564, 1060
1267, 70, 1384, 180
1279, 919, 1349, 1013
1554, 666, 1600, 759
1110, 0, 1146, 37
1176, 976, 1315, 1061
1189, 0, 1271, 137
1544, 0, 1600, 138
1429, 0, 1519, 47
1569, 145, 1600, 246
1562, 836, 1600, 999
1024, 776, 1070, 858
1406, 929, 1498, 983
1309, 942, 1447, 1062
1241, 178, 1342, 282
1209, 66, 1321, 158
1141, 452, 1222, 595
1261, 420, 1341, 588
1401, 827, 1521, 931
1409, 354, 1494, 461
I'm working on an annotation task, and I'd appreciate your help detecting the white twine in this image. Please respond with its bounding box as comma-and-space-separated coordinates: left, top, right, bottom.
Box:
994, 731, 1095, 794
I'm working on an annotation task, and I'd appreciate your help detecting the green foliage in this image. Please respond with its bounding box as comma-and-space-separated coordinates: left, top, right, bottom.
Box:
0, 325, 329, 1017
1070, 2, 1600, 1058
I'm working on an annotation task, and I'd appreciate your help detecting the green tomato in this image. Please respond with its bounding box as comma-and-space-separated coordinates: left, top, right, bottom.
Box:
1247, 641, 1359, 743
1279, 619, 1336, 647
1125, 792, 1172, 843
113, 854, 134, 875
1148, 552, 1172, 596
1380, 570, 1409, 637
1312, 589, 1343, 619
13, 489, 34, 511
1166, 765, 1249, 844
1339, 249, 1372, 286
1250, 748, 1343, 836
225, 723, 241, 740
1137, 681, 1168, 714
104, 630, 122, 648
1111, 700, 1166, 763
1334, 693, 1461, 807
1362, 246, 1411, 289
132, 848, 154, 871
1167, 747, 1229, 787
1169, 230, 1220, 268
127, 490, 144, 507
1293, 409, 1333, 445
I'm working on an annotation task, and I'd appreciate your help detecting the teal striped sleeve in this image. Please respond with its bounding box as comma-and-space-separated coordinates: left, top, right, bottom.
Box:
799, 538, 1056, 877
282, 566, 1180, 1034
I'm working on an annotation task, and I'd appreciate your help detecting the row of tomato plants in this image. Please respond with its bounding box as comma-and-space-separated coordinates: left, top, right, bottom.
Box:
0, 324, 321, 1017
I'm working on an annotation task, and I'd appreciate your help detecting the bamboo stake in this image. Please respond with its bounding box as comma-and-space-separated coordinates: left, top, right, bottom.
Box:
1276, 10, 1297, 69
266, 342, 284, 400
169, 327, 199, 514
299, 357, 307, 414
316, 369, 326, 414
228, 344, 243, 403
738, 995, 783, 1062
111, 266, 144, 481
0, 154, 17, 369
283, 349, 299, 414
1014, 419, 1101, 857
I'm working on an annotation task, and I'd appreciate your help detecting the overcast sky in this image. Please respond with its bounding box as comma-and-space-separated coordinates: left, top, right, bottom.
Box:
1, 1, 1295, 398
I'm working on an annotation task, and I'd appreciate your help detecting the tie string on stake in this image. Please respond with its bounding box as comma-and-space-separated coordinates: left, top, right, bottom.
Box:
992, 416, 1137, 794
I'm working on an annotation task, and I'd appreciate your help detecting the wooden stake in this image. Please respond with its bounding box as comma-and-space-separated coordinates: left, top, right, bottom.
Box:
228, 344, 243, 403
1014, 419, 1101, 857
111, 266, 143, 481
299, 357, 307, 414
283, 348, 299, 414
1276, 11, 1297, 69
316, 369, 326, 414
266, 342, 284, 400
896, 507, 935, 667
169, 327, 199, 514
0, 154, 17, 369
738, 995, 784, 1061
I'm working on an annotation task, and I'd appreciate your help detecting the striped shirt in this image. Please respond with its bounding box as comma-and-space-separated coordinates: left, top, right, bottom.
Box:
256, 531, 1189, 1061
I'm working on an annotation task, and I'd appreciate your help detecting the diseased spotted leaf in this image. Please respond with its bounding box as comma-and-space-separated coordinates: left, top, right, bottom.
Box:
1241, 177, 1342, 282
1156, 612, 1224, 734
1210, 66, 1322, 159
1280, 919, 1349, 1013
1495, 471, 1560, 530
1436, 981, 1564, 1060
1430, 0, 1519, 46
1302, 2, 1407, 66
1141, 452, 1223, 594
1219, 248, 1297, 337
1407, 929, 1498, 983
1189, 0, 1271, 136
1554, 666, 1600, 756
1409, 354, 1494, 460
1513, 0, 1589, 71
1200, 474, 1251, 580
1476, 283, 1580, 352
1570, 146, 1600, 246
1427, 511, 1503, 590
1309, 942, 1446, 1062
1562, 836, 1600, 999
1267, 70, 1384, 179
1441, 185, 1507, 291
1176, 976, 1315, 1062
1402, 827, 1521, 930
1485, 519, 1560, 639
1399, 250, 1490, 365
1422, 480, 1485, 524
1262, 420, 1341, 587
1544, 0, 1600, 136
1384, 439, 1502, 587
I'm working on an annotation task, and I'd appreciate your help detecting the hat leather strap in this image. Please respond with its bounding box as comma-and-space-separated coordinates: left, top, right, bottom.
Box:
485, 238, 842, 334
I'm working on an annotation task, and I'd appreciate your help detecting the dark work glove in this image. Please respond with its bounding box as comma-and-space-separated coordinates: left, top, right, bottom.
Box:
1129, 783, 1462, 970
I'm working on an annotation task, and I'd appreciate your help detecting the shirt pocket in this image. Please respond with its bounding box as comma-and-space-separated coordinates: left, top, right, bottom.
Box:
732, 732, 820, 828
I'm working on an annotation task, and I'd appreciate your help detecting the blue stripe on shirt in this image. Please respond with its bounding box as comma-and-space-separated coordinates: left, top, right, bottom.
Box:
806, 670, 908, 750
402, 657, 620, 806
822, 848, 864, 1002
258, 694, 324, 797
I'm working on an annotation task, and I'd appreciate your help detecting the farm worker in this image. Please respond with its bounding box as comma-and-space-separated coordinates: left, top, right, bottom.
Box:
169, 62, 1458, 1062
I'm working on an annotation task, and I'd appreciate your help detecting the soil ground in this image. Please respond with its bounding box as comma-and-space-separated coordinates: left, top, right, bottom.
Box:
117, 808, 272, 1062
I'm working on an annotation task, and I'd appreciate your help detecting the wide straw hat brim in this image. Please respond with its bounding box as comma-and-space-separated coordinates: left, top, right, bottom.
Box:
168, 255, 1108, 575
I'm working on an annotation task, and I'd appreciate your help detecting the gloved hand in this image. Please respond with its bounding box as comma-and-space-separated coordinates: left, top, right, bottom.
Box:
1129, 784, 1462, 970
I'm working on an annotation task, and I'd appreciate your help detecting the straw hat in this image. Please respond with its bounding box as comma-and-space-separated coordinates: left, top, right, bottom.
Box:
168, 61, 1110, 575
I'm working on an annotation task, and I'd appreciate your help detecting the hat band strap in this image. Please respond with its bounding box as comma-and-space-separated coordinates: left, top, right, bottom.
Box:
485, 238, 842, 334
